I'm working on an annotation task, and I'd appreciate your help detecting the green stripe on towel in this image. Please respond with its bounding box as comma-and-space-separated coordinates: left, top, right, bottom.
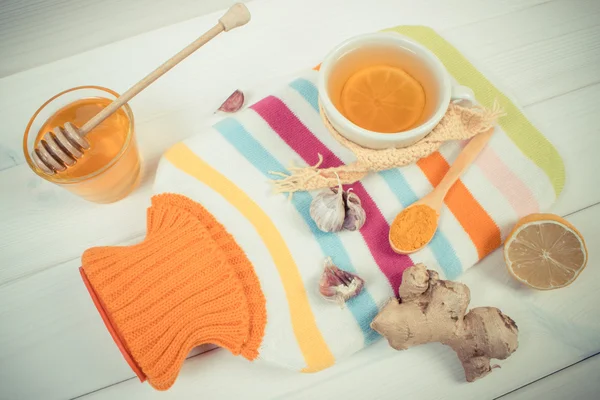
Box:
388, 26, 565, 196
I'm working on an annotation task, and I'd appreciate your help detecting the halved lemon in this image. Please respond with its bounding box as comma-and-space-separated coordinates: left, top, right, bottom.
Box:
340, 65, 425, 133
503, 213, 588, 290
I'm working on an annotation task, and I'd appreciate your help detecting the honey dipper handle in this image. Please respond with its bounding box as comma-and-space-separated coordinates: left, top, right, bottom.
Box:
428, 128, 495, 208
80, 3, 251, 135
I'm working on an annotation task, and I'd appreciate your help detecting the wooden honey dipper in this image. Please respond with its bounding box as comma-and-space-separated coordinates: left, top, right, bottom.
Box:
32, 3, 251, 175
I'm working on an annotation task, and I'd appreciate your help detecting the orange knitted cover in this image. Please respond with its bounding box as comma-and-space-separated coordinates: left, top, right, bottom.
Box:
80, 194, 267, 390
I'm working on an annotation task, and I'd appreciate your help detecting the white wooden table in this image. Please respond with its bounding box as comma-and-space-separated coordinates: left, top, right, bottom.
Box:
1, 0, 599, 399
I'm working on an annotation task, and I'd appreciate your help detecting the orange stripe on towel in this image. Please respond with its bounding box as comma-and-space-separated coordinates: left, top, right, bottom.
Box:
417, 152, 502, 259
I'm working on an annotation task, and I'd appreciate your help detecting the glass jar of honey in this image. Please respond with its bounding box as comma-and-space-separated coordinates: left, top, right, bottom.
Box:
23, 86, 141, 203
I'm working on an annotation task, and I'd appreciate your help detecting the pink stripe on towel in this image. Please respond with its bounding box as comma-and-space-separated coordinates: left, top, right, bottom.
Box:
475, 146, 539, 219
251, 96, 413, 294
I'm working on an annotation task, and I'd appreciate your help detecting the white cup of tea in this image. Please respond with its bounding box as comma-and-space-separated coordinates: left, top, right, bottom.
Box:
318, 32, 475, 149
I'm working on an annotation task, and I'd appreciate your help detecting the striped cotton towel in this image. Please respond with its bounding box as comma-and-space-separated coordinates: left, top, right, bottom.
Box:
153, 26, 564, 372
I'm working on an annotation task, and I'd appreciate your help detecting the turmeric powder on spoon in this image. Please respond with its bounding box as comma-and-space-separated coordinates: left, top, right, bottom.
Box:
389, 129, 496, 255
389, 204, 438, 253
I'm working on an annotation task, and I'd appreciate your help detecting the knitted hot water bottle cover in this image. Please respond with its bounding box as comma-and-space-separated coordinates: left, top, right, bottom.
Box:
80, 26, 564, 390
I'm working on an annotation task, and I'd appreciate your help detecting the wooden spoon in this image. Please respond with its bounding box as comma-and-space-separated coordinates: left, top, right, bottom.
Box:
32, 3, 250, 175
389, 128, 494, 254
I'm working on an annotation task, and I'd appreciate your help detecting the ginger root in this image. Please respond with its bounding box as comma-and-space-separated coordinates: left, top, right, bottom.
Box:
371, 264, 518, 382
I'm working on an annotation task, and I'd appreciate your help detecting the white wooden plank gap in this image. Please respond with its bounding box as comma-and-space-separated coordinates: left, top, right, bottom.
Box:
497, 352, 600, 400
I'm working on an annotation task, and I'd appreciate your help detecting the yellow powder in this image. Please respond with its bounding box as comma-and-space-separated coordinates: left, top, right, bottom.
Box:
390, 205, 438, 252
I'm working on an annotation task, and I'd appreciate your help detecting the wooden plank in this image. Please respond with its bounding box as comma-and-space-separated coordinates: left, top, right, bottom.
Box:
1, 0, 597, 289
498, 354, 600, 400
0, 0, 233, 78
65, 204, 600, 399
524, 83, 600, 216
444, 0, 600, 106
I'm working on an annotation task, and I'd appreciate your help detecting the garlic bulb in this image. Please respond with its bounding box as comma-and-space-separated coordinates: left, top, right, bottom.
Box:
343, 189, 366, 231
310, 181, 345, 233
310, 175, 367, 233
319, 257, 364, 305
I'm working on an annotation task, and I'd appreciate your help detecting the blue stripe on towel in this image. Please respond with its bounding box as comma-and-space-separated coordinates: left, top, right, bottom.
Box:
215, 117, 380, 344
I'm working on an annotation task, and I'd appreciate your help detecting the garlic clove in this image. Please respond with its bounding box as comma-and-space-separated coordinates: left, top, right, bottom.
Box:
217, 90, 245, 113
310, 187, 345, 233
319, 258, 365, 304
343, 190, 366, 231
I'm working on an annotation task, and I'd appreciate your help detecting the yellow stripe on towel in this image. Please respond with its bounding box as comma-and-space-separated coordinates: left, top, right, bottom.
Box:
164, 143, 335, 372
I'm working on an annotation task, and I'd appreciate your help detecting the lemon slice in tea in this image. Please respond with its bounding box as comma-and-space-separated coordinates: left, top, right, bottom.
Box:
340, 65, 425, 133
503, 213, 588, 290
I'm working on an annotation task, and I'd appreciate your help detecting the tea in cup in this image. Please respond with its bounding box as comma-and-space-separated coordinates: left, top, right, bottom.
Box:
318, 33, 475, 149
